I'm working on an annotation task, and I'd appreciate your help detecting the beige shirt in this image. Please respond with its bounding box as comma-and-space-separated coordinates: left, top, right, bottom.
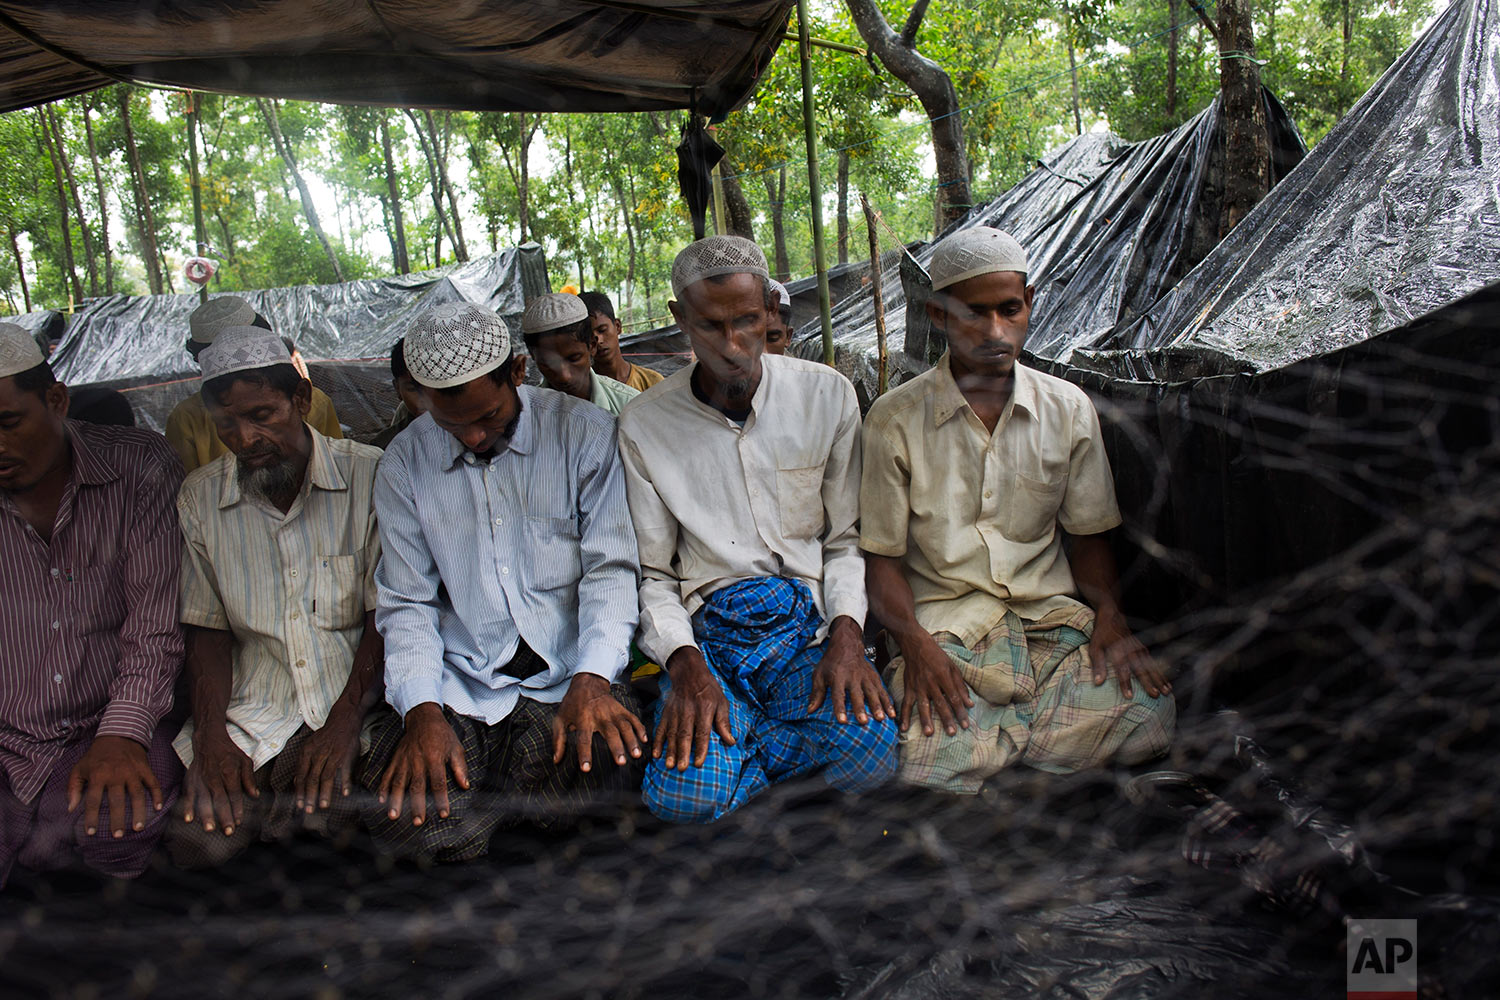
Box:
165, 386, 344, 473
617, 353, 867, 664
860, 354, 1121, 648
173, 429, 382, 768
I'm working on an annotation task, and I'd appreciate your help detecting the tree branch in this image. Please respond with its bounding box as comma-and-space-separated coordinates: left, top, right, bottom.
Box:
899, 0, 932, 47
1187, 0, 1221, 44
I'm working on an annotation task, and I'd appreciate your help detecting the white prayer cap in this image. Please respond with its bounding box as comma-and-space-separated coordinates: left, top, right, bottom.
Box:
189, 296, 258, 346
405, 302, 513, 390
928, 226, 1030, 291
768, 279, 791, 311
671, 235, 770, 299
521, 292, 589, 336
0, 323, 46, 379
198, 326, 292, 385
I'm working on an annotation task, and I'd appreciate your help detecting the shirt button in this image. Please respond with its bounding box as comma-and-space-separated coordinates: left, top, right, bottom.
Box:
53, 673, 63, 684
51, 620, 60, 630
291, 612, 301, 621
296, 659, 306, 668
290, 569, 298, 578
501, 566, 510, 575
984, 490, 994, 499
50, 568, 59, 578
268, 742, 279, 751
494, 517, 503, 525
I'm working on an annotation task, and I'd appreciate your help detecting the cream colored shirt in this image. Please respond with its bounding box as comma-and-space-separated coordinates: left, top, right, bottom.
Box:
860, 354, 1121, 648
173, 429, 382, 768
165, 387, 344, 473
617, 354, 867, 664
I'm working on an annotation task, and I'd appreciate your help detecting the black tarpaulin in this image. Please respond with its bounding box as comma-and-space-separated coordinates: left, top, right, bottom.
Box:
1072, 0, 1500, 382
803, 89, 1307, 398
0, 1, 794, 116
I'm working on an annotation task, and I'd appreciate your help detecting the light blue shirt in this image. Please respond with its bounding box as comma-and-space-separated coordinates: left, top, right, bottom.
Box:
374, 385, 640, 723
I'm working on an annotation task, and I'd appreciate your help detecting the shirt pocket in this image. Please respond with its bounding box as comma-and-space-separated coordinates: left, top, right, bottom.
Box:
72, 559, 126, 634
524, 515, 582, 591
1003, 472, 1066, 543
777, 465, 826, 540
313, 554, 365, 631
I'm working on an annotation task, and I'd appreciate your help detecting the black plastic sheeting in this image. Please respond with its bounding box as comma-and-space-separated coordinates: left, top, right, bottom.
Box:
0, 1, 795, 116
794, 88, 1306, 398
51, 247, 548, 388
1073, 0, 1500, 382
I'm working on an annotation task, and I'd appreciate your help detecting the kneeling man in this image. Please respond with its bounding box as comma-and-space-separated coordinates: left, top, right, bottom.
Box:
366, 303, 644, 860
861, 227, 1175, 794
0, 324, 184, 887
167, 328, 385, 866
617, 236, 897, 824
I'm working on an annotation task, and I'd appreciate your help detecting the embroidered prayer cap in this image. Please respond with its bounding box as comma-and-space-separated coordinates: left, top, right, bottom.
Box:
521, 292, 589, 336
405, 301, 513, 389
768, 279, 791, 311
189, 295, 258, 346
671, 235, 770, 299
928, 226, 1030, 291
198, 326, 292, 385
0, 323, 46, 379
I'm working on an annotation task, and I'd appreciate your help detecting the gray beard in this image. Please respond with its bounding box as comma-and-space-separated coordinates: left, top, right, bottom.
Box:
237, 455, 303, 508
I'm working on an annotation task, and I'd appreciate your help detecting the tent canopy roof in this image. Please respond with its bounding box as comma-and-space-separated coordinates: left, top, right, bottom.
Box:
0, 1, 793, 115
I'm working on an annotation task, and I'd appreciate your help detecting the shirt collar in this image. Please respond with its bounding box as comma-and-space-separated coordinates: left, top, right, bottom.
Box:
65, 420, 120, 487
931, 351, 1037, 428
442, 384, 536, 469
217, 424, 340, 509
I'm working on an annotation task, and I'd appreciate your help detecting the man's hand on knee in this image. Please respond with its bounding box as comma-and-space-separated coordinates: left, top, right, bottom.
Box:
896, 630, 973, 738
807, 616, 894, 727
656, 647, 735, 771
553, 673, 646, 772
378, 703, 468, 826
294, 702, 365, 815
66, 735, 163, 839
182, 727, 258, 836
1089, 609, 1171, 699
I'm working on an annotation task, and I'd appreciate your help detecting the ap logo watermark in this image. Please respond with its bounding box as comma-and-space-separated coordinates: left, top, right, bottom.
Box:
1347, 918, 1416, 999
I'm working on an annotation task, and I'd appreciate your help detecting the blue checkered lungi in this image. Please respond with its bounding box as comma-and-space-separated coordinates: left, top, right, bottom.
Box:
642, 577, 898, 824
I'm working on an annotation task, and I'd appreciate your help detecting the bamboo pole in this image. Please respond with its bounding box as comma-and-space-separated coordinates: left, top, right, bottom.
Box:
796, 0, 835, 366
860, 193, 889, 396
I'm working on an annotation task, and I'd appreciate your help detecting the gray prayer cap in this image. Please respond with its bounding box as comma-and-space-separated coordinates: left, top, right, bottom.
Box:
0, 322, 46, 379
521, 292, 589, 336
405, 302, 513, 390
768, 279, 791, 311
189, 296, 258, 346
671, 235, 770, 299
928, 226, 1030, 291
198, 326, 293, 385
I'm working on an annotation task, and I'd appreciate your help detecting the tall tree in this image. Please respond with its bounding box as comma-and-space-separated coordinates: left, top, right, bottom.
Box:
379, 113, 411, 273
846, 0, 972, 227
1218, 0, 1269, 235
405, 108, 465, 262
257, 98, 344, 282
116, 88, 165, 295
36, 108, 83, 303
80, 95, 113, 294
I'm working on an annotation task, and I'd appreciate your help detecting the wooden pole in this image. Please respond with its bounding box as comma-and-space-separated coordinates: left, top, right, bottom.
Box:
796, 0, 836, 366
185, 92, 209, 303
861, 193, 889, 396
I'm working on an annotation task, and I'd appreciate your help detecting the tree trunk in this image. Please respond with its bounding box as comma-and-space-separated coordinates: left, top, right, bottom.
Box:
765, 166, 791, 281
512, 113, 538, 245
1218, 0, 1269, 237
610, 174, 637, 316
846, 0, 971, 228
377, 114, 409, 274
257, 98, 344, 282
563, 120, 582, 286
1064, 3, 1082, 136
1340, 0, 1352, 82
49, 105, 99, 298
1167, 0, 1181, 118
81, 98, 113, 295
836, 150, 850, 266
118, 89, 164, 295
426, 111, 469, 261
37, 109, 83, 303
719, 160, 755, 241
8, 228, 30, 312
405, 110, 460, 263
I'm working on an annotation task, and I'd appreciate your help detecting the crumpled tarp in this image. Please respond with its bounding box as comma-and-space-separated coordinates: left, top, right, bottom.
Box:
1072, 0, 1500, 381
51, 246, 548, 387
0, 1, 794, 116
797, 88, 1306, 397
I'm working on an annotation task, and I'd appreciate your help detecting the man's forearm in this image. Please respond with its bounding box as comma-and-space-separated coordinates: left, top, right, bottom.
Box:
865, 554, 930, 652
186, 625, 236, 733
1068, 532, 1126, 619
333, 612, 386, 718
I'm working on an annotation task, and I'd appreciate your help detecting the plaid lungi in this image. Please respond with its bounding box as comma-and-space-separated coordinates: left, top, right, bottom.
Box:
642, 577, 898, 824
887, 605, 1175, 794
357, 683, 645, 861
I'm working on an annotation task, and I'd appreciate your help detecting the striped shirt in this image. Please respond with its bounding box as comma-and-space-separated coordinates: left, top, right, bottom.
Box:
165, 387, 344, 474
0, 421, 185, 803
374, 387, 639, 725
173, 429, 382, 769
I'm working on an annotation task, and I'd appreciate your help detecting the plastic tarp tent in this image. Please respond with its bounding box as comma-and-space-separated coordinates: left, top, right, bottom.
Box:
802, 89, 1307, 401
0, 1, 795, 116
50, 246, 548, 437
